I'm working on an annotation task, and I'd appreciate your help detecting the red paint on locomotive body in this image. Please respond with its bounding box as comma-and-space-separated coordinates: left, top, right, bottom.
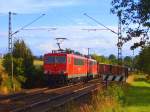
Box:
44, 51, 98, 80
44, 53, 67, 75
67, 54, 88, 78
88, 59, 98, 78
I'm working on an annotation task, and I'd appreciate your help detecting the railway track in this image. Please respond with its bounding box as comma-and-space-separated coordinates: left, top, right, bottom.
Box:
29, 83, 102, 112
0, 88, 48, 102
0, 83, 83, 103
0, 79, 102, 112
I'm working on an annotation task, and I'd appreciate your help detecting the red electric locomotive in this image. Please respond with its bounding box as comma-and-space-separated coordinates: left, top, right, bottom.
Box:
44, 50, 98, 84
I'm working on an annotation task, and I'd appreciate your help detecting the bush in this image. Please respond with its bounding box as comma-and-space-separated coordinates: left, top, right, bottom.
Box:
107, 84, 126, 105
0, 67, 22, 94
1, 40, 47, 90
137, 44, 150, 75
25, 66, 46, 88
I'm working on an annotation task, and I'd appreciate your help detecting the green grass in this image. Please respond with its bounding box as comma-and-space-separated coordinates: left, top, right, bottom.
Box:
125, 75, 150, 112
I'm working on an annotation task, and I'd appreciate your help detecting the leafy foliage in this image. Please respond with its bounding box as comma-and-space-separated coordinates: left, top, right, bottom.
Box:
136, 44, 150, 75
109, 54, 117, 64
2, 40, 37, 88
92, 53, 135, 68
92, 54, 111, 64
111, 0, 150, 49
0, 64, 22, 94
3, 40, 34, 76
12, 40, 34, 75
123, 56, 132, 67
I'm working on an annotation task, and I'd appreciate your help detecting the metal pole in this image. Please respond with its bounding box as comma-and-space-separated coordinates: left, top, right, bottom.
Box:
8, 13, 45, 92
132, 49, 134, 72
8, 12, 12, 53
117, 11, 122, 65
88, 48, 90, 57
87, 48, 90, 79
8, 11, 14, 92
11, 41, 14, 92
83, 13, 124, 65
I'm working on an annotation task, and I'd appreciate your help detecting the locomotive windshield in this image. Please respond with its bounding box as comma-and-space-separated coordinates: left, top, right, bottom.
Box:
45, 56, 66, 64
55, 56, 66, 63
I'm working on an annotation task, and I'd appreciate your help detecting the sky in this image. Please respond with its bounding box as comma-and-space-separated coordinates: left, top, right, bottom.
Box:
0, 0, 140, 57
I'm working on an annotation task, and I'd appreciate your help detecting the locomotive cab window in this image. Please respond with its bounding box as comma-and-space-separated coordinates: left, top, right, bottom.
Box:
74, 58, 84, 65
55, 56, 66, 63
45, 56, 55, 64
45, 56, 66, 64
89, 61, 96, 65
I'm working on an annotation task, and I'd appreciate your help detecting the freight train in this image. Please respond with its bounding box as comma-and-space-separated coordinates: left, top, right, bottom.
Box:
44, 50, 128, 85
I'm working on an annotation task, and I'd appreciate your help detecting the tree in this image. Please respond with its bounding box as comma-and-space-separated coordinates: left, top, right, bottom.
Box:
137, 44, 150, 75
2, 40, 34, 86
123, 56, 132, 67
92, 54, 111, 64
111, 0, 150, 49
108, 54, 117, 64
12, 40, 34, 74
133, 55, 139, 69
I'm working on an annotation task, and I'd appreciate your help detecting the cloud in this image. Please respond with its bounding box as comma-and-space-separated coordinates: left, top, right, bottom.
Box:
0, 25, 140, 56
14, 25, 119, 55
0, 0, 81, 14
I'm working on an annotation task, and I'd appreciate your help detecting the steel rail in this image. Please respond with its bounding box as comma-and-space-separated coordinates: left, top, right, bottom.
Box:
10, 80, 102, 112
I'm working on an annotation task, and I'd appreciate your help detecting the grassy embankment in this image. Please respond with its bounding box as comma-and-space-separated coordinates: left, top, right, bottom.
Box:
59, 73, 150, 112
125, 74, 150, 112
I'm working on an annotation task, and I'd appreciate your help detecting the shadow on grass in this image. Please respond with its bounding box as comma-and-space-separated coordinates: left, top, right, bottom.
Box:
134, 75, 150, 83
134, 78, 146, 82
125, 85, 150, 107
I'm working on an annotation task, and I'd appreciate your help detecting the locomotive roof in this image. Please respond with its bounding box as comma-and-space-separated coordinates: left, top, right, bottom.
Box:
44, 50, 96, 61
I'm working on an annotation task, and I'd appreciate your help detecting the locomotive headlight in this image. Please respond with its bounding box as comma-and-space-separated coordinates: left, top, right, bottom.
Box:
63, 71, 67, 74
61, 71, 67, 74
44, 70, 48, 74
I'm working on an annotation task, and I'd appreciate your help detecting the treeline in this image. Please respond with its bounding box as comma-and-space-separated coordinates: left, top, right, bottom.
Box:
92, 43, 150, 76
2, 40, 46, 90
136, 44, 150, 75
92, 54, 134, 68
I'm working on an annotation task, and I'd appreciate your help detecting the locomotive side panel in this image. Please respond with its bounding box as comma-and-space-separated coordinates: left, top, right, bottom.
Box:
70, 56, 87, 79
66, 54, 73, 77
88, 60, 98, 78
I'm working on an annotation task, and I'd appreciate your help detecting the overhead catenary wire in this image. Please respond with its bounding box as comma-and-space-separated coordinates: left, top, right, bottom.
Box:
84, 13, 118, 35
84, 13, 123, 65
11, 14, 46, 36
